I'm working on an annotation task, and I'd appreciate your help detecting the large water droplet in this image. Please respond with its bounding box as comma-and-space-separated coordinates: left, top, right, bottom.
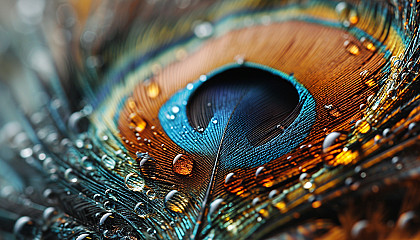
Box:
322, 132, 347, 153
124, 173, 145, 191
172, 154, 194, 175
396, 211, 420, 235
137, 153, 157, 179
76, 234, 91, 240
99, 212, 113, 226
164, 190, 189, 213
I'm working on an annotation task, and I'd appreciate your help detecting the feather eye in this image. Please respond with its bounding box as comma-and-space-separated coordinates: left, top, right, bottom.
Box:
1, 0, 420, 239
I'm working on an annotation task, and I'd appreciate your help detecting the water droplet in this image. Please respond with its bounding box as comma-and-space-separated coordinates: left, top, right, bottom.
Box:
194, 21, 213, 38
129, 113, 147, 132
43, 157, 58, 174
335, 2, 358, 26
252, 197, 261, 206
99, 212, 113, 226
224, 172, 244, 195
208, 198, 225, 221
234, 55, 245, 65
299, 173, 315, 192
20, 148, 33, 158
171, 106, 180, 114
76, 234, 91, 240
13, 216, 37, 238
324, 104, 342, 118
164, 190, 189, 213
104, 200, 116, 210
396, 211, 420, 234
101, 155, 116, 170
68, 111, 90, 133
351, 220, 376, 239
93, 193, 103, 203
186, 83, 194, 90
64, 168, 79, 183
80, 156, 95, 171
124, 173, 145, 191
360, 37, 376, 51
134, 202, 149, 218
355, 120, 371, 133
137, 153, 157, 179
173, 154, 194, 175
255, 166, 275, 187
146, 189, 157, 200
212, 118, 218, 124
344, 40, 360, 55
322, 132, 347, 153
146, 81, 160, 98
268, 190, 278, 199
41, 207, 57, 222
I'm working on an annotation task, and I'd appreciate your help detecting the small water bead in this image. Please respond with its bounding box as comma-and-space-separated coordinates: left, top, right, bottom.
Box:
76, 234, 91, 240
146, 189, 157, 200
137, 153, 157, 179
134, 202, 153, 218
252, 197, 261, 206
186, 83, 194, 90
164, 190, 189, 213
324, 104, 342, 118
351, 220, 376, 239
360, 37, 376, 51
344, 40, 360, 55
64, 168, 79, 183
268, 190, 279, 199
212, 118, 218, 124
208, 198, 225, 221
99, 212, 114, 226
335, 2, 358, 26
255, 166, 275, 187
68, 111, 90, 133
128, 113, 147, 133
224, 172, 244, 194
173, 154, 194, 175
124, 173, 145, 191
93, 193, 103, 203
234, 55, 245, 65
104, 200, 116, 210
20, 148, 33, 158
42, 207, 58, 222
299, 173, 315, 192
193, 21, 214, 39
43, 157, 58, 174
80, 156, 95, 171
355, 120, 371, 134
146, 81, 160, 99
101, 155, 116, 170
171, 106, 180, 114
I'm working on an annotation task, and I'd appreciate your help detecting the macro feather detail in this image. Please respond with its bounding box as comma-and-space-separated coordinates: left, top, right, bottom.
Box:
0, 0, 420, 240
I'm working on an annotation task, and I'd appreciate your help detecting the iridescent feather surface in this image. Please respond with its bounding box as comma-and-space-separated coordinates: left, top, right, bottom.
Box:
0, 0, 420, 239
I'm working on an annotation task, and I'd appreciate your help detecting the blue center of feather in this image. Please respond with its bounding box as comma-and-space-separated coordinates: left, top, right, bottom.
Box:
159, 62, 316, 169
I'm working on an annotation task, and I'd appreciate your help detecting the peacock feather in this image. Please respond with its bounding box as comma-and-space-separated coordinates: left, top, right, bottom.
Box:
0, 0, 420, 239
